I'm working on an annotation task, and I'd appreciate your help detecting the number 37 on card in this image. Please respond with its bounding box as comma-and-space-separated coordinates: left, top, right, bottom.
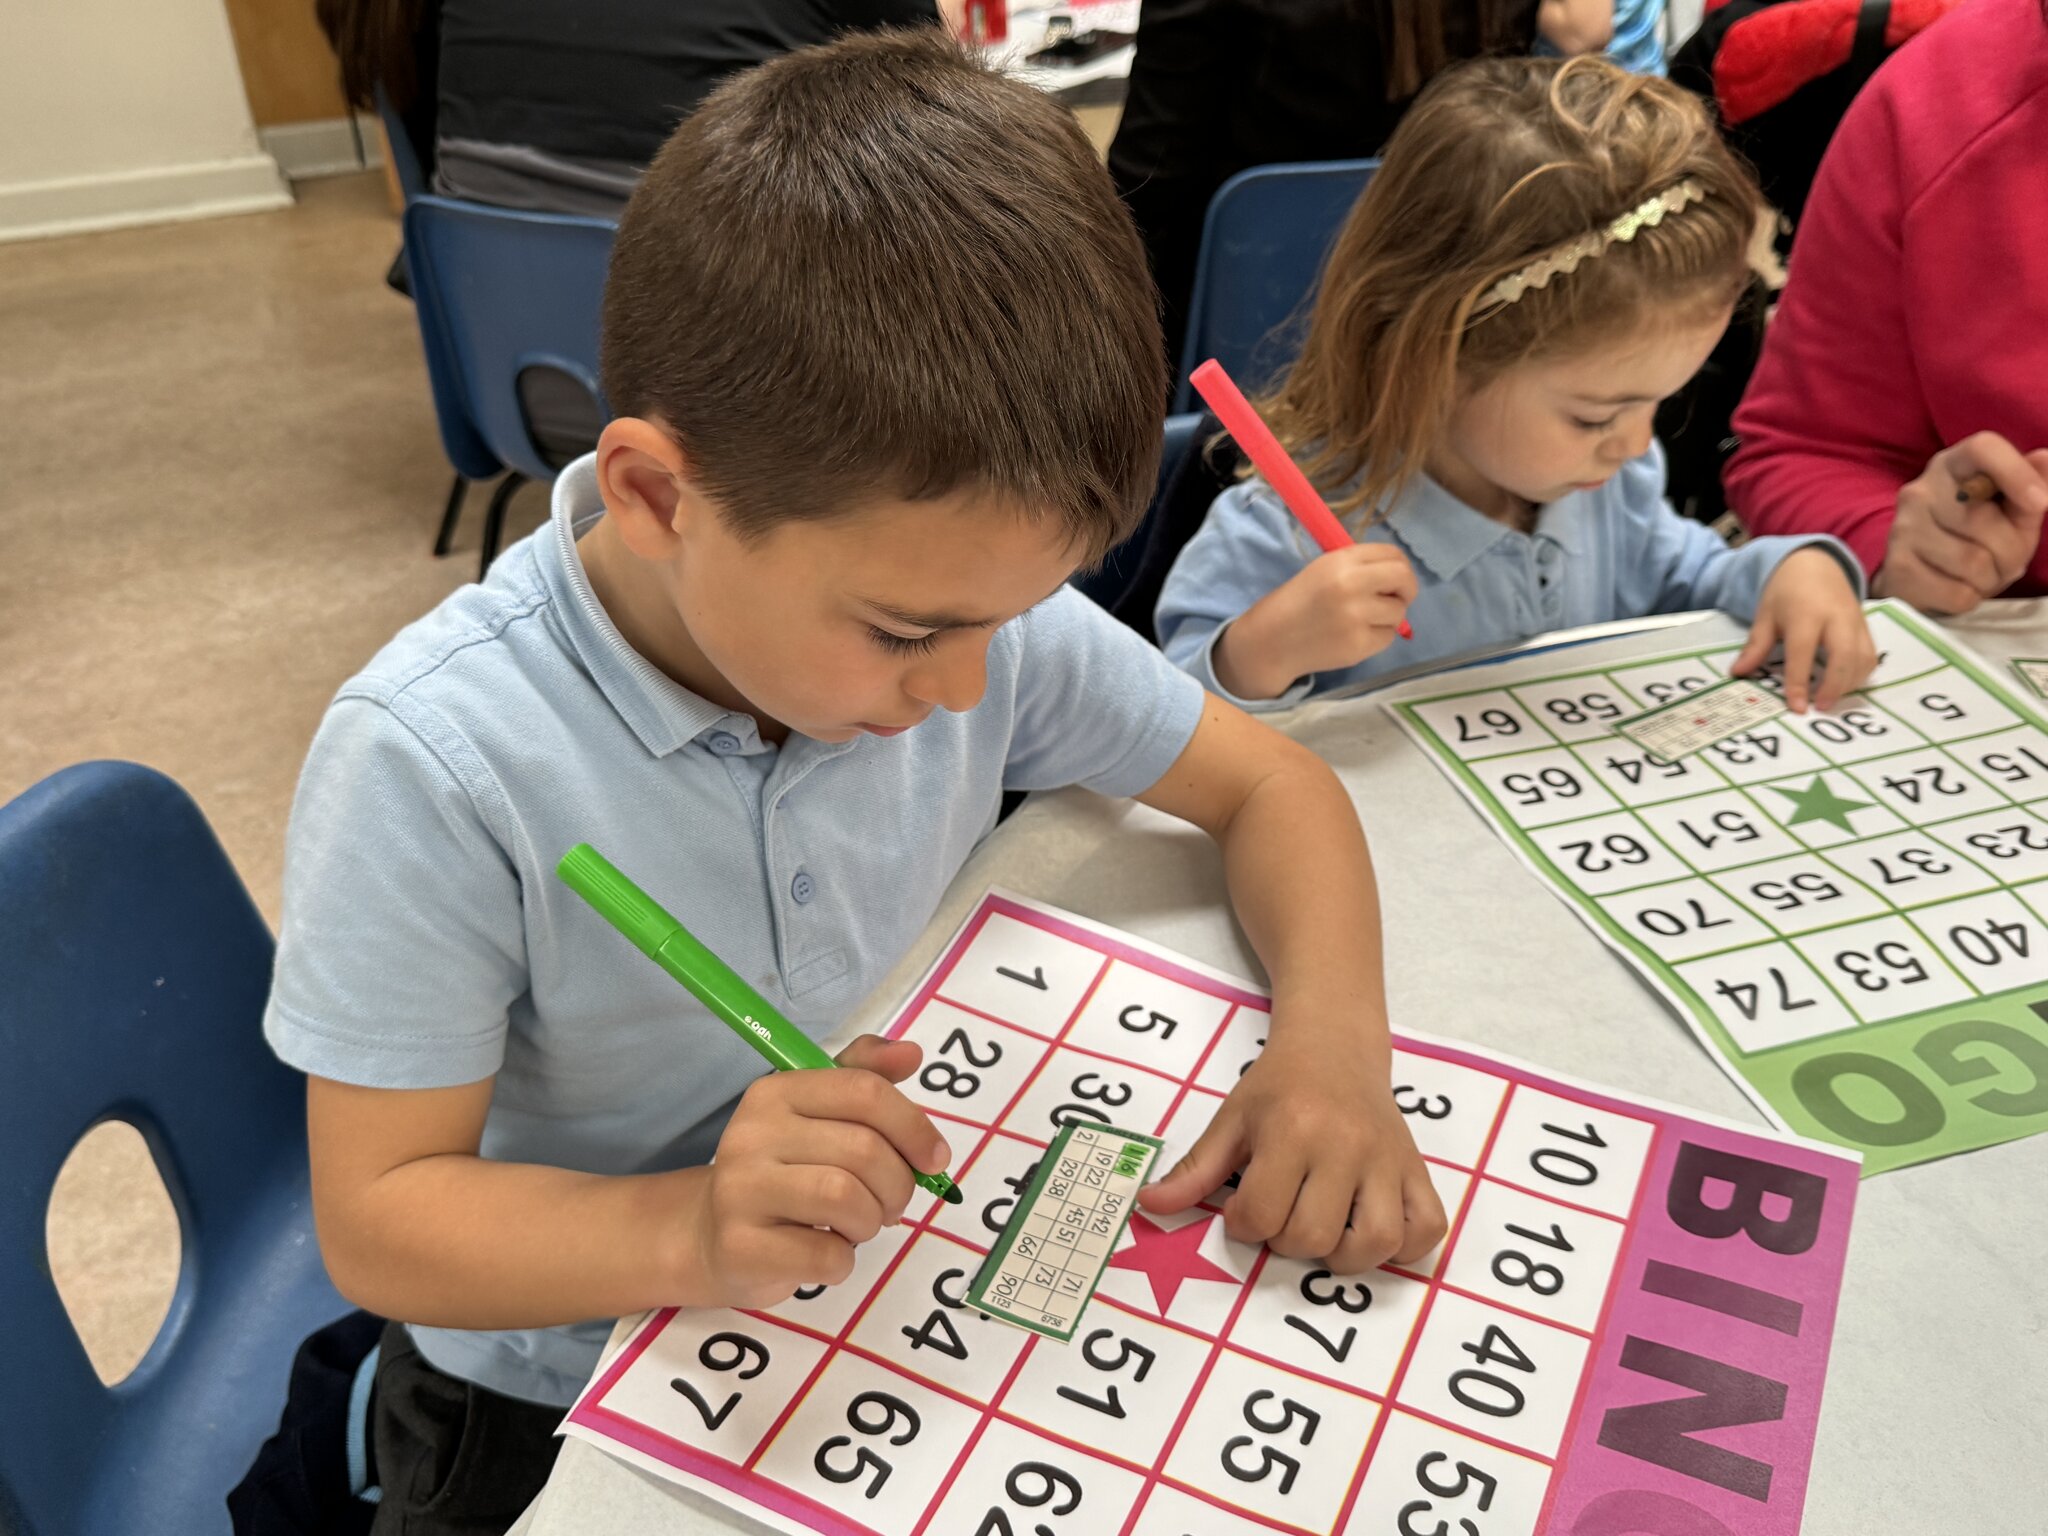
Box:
564, 892, 1858, 1536
1387, 602, 2048, 1173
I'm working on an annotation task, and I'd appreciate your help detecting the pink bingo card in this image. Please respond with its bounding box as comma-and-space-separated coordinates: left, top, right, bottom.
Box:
564, 891, 1860, 1536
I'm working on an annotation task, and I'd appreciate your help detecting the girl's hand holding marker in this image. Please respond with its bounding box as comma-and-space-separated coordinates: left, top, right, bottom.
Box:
1214, 542, 1418, 702
1191, 359, 1417, 699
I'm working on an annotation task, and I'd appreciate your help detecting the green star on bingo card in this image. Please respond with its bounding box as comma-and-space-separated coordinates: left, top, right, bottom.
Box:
1768, 774, 1874, 834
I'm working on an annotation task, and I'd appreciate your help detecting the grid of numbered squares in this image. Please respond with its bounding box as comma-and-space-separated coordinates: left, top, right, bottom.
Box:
598, 909, 1662, 1536
1404, 611, 2048, 1055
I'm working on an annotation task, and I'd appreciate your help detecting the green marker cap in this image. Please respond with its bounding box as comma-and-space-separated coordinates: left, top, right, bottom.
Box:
557, 844, 679, 959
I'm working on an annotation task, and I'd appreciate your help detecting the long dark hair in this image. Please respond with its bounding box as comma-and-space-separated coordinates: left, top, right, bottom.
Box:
1376, 0, 1537, 98
314, 0, 428, 110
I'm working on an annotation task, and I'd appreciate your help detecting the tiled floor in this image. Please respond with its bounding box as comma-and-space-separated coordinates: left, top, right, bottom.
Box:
5, 99, 1124, 1388
2, 173, 526, 1381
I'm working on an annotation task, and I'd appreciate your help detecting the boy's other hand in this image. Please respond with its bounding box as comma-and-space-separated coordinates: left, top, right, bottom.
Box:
1874, 433, 2048, 616
1737, 547, 1878, 713
685, 1035, 950, 1309
1137, 1019, 1446, 1274
1215, 544, 1417, 700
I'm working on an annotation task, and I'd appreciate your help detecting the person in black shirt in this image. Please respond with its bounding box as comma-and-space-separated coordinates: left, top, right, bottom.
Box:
1109, 0, 1539, 368
318, 0, 942, 460
320, 0, 941, 216
434, 0, 942, 214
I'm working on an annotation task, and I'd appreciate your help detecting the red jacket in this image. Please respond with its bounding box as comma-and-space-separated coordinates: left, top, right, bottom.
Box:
1726, 0, 2048, 589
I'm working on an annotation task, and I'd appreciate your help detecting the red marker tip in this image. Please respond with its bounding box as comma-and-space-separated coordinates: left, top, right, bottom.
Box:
1398, 620, 1413, 641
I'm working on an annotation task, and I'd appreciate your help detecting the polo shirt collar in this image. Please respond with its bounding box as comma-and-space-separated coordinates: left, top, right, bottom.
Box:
541, 456, 760, 758
1376, 472, 1593, 578
1378, 473, 1512, 580
1532, 490, 1593, 556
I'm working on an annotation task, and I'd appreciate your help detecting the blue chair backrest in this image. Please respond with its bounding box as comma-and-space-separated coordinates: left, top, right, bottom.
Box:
403, 195, 617, 484
0, 762, 340, 1533
1173, 158, 1380, 413
374, 85, 427, 204
376, 94, 501, 484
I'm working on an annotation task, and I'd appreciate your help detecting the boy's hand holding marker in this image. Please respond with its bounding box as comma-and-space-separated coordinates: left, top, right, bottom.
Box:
1875, 431, 2048, 615
560, 845, 957, 1310
691, 1034, 948, 1309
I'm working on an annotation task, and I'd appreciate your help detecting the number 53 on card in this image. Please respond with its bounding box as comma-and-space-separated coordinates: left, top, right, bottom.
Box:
563, 892, 1858, 1536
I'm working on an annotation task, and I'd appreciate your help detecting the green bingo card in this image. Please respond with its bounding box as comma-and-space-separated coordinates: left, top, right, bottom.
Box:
1386, 600, 2048, 1174
967, 1121, 1163, 1341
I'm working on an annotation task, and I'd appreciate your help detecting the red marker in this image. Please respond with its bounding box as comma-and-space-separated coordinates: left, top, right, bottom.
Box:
1189, 358, 1412, 640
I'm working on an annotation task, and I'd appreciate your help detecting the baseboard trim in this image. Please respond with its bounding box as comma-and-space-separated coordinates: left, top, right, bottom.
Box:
261, 115, 384, 180
0, 155, 293, 244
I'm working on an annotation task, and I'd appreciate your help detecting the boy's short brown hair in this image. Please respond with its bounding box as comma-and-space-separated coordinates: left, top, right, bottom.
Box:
601, 28, 1165, 563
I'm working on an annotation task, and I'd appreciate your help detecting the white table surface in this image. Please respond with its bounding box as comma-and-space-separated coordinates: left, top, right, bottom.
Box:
513, 603, 2048, 1536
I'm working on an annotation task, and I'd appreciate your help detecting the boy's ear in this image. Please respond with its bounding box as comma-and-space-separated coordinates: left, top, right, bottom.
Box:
594, 417, 701, 557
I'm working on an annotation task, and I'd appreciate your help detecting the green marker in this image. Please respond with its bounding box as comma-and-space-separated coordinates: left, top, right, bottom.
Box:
557, 843, 963, 1205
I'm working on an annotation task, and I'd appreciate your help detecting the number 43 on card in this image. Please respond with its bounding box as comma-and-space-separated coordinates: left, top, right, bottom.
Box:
1388, 601, 2048, 1173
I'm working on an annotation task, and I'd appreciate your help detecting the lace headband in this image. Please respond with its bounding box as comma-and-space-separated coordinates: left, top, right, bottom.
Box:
1479, 179, 1709, 309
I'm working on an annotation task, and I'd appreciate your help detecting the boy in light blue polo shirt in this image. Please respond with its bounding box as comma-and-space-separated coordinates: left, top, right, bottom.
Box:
266, 31, 1443, 1532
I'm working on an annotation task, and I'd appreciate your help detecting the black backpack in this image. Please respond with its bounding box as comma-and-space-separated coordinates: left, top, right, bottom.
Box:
1656, 0, 1962, 524
1670, 0, 1944, 226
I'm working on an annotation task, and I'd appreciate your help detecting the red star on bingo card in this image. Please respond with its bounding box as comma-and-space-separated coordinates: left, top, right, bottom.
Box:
1108, 1211, 1238, 1312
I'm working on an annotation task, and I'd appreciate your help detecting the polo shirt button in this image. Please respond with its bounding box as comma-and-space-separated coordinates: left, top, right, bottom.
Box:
707, 731, 741, 756
791, 871, 815, 904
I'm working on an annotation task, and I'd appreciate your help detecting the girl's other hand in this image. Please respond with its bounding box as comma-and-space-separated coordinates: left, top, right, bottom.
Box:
1735, 547, 1878, 713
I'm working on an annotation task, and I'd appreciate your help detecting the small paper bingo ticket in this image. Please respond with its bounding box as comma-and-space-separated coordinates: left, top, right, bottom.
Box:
1614, 673, 1785, 761
967, 1121, 1160, 1341
2012, 658, 2048, 699
566, 891, 1859, 1536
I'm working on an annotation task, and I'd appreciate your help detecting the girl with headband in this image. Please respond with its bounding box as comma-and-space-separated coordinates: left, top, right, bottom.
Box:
1156, 56, 1876, 713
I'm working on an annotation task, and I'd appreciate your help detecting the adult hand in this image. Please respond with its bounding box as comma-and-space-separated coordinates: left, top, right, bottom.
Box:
1537, 0, 1615, 53
1873, 433, 2048, 614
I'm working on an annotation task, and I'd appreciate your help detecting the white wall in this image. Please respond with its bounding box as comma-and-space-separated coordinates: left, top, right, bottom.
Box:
0, 0, 289, 243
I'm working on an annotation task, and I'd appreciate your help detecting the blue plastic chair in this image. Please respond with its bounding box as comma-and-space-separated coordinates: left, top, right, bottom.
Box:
403, 195, 617, 578
1172, 159, 1380, 413
375, 92, 508, 565
374, 86, 426, 204
0, 762, 349, 1536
